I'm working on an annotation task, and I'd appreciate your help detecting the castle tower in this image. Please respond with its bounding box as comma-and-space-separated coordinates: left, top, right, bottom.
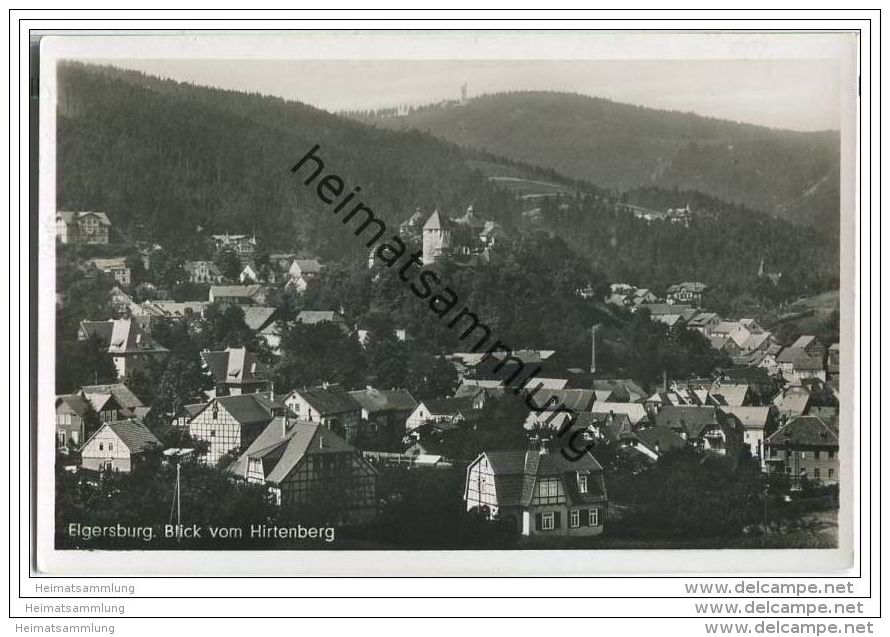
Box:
422, 210, 451, 265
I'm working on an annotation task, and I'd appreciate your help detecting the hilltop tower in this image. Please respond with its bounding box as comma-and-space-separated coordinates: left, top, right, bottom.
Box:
422, 210, 451, 265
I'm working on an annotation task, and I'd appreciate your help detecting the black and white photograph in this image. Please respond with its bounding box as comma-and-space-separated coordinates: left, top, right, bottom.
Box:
36, 30, 858, 570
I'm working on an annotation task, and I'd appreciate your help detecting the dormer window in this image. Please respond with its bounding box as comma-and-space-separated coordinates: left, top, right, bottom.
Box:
578, 473, 588, 494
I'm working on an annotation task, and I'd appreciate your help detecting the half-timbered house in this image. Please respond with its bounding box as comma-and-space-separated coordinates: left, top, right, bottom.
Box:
229, 416, 378, 523
188, 392, 289, 465
464, 446, 607, 538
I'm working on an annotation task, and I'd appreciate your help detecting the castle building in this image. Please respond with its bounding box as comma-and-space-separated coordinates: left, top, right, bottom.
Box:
422, 210, 452, 265
421, 206, 503, 265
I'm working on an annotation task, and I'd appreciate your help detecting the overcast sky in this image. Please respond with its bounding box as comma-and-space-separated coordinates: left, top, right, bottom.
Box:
99, 58, 841, 131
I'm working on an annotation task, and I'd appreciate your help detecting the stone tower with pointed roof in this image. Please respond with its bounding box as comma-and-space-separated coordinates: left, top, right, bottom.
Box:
422, 210, 452, 265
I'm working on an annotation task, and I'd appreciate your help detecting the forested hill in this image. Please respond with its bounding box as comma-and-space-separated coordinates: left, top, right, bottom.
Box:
56, 64, 837, 305
352, 91, 841, 231
55, 63, 523, 259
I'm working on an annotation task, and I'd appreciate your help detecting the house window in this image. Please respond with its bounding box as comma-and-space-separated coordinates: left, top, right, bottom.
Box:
56, 430, 66, 448
814, 468, 821, 478
108, 443, 113, 451
99, 443, 104, 451
578, 474, 588, 494
814, 451, 821, 460
785, 450, 792, 459
588, 508, 600, 527
210, 430, 216, 438
770, 448, 777, 458
828, 450, 835, 459
570, 510, 580, 528
800, 451, 806, 459
542, 512, 555, 531
828, 469, 834, 479
539, 478, 558, 498
212, 404, 219, 421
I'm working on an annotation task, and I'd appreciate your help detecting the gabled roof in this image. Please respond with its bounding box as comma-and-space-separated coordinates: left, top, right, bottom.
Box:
78, 320, 114, 344
719, 406, 772, 430
201, 347, 267, 386
241, 306, 277, 331
526, 389, 596, 412
423, 210, 450, 231
773, 387, 812, 416
348, 388, 417, 414
790, 335, 819, 350
295, 310, 344, 325
198, 393, 280, 427
82, 419, 161, 454
766, 415, 838, 448
290, 385, 361, 415
590, 402, 649, 425
588, 379, 647, 402
776, 348, 824, 370
741, 332, 772, 351
421, 395, 476, 415
687, 312, 719, 326
291, 258, 321, 274
478, 449, 605, 508
210, 285, 260, 299
107, 419, 162, 453
82, 319, 167, 355
709, 383, 751, 407
632, 427, 686, 456
57, 210, 110, 225
654, 405, 721, 439
56, 394, 92, 418
230, 418, 368, 484
80, 383, 145, 410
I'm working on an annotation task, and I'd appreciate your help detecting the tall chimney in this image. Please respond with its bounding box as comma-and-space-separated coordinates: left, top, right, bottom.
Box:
663, 369, 668, 393
590, 324, 599, 374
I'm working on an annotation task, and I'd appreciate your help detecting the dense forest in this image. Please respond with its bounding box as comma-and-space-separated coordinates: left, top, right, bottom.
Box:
56, 63, 519, 260
57, 63, 838, 308
354, 90, 841, 230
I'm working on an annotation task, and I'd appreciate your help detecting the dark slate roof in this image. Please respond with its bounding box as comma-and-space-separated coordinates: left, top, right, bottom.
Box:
481, 449, 605, 508
183, 402, 208, 417
633, 427, 687, 455
654, 405, 720, 439
80, 383, 145, 410
201, 348, 268, 386
422, 395, 476, 415
211, 394, 277, 426
526, 388, 596, 412
105, 419, 162, 453
79, 320, 114, 344
230, 418, 371, 484
766, 415, 839, 448
294, 386, 361, 415
348, 388, 418, 414
56, 394, 92, 418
